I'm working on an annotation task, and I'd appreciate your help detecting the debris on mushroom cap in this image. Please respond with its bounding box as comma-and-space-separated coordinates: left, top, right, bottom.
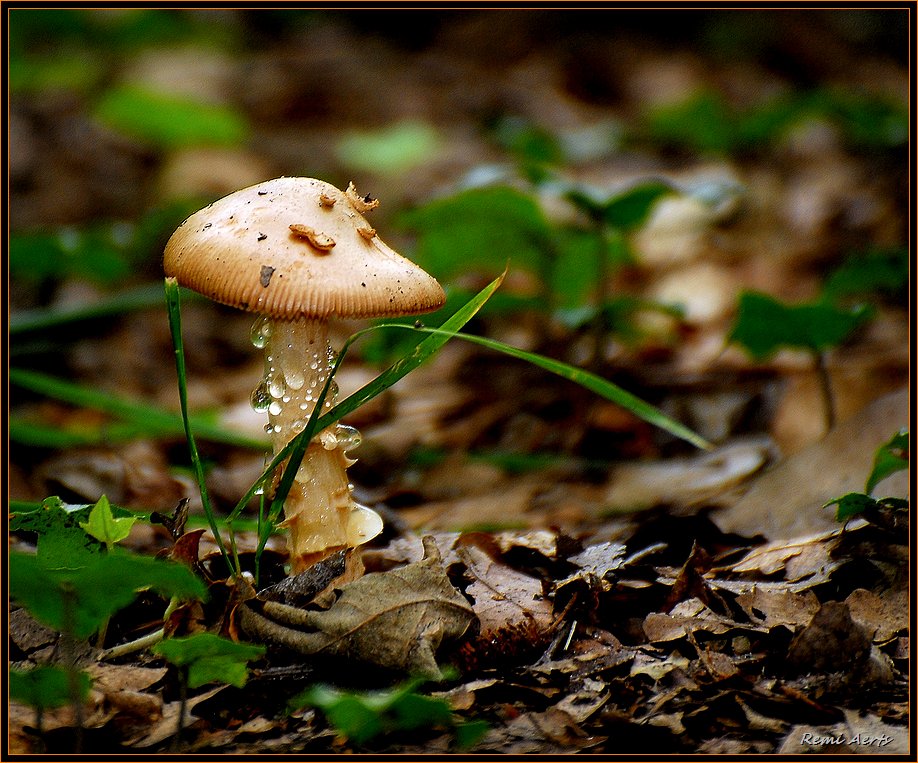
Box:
163, 177, 445, 320
345, 182, 380, 213
289, 224, 336, 251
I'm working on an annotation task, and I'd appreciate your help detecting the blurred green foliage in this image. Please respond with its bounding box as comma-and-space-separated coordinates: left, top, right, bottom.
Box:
9, 549, 206, 640
729, 291, 872, 360
336, 121, 441, 175
823, 247, 908, 304
95, 85, 249, 148
292, 678, 488, 748
645, 88, 908, 154
154, 634, 265, 689
10, 665, 92, 712
9, 201, 201, 288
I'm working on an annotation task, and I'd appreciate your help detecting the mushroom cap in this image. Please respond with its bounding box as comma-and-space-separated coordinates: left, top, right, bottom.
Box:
163, 177, 446, 319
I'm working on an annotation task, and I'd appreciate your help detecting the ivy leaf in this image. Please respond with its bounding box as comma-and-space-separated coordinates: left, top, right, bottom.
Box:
729, 291, 873, 360
154, 633, 265, 689
79, 494, 136, 550
9, 550, 207, 639
10, 665, 92, 711
865, 429, 909, 494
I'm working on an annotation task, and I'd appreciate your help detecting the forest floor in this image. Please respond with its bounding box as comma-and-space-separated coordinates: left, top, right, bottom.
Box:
8, 9, 910, 755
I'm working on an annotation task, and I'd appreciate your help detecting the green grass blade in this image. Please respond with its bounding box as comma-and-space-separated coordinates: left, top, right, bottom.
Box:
9, 283, 189, 334
229, 272, 506, 524
377, 326, 712, 451
9, 368, 266, 450
165, 277, 232, 575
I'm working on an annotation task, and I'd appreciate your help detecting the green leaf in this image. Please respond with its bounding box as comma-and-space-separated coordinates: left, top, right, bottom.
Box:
824, 492, 879, 523
292, 679, 456, 745
78, 495, 136, 549
644, 91, 736, 154
602, 180, 673, 230
729, 291, 873, 359
823, 247, 909, 303
399, 186, 553, 281
153, 633, 265, 689
94, 85, 248, 148
9, 550, 207, 640
10, 666, 92, 710
824, 492, 909, 524
336, 121, 441, 174
10, 496, 105, 568
865, 429, 909, 494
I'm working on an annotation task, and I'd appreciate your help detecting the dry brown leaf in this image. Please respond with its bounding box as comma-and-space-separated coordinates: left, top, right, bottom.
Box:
722, 528, 844, 583
643, 598, 761, 642
736, 587, 821, 630
784, 601, 873, 676
845, 588, 909, 644
240, 536, 475, 678
460, 543, 554, 644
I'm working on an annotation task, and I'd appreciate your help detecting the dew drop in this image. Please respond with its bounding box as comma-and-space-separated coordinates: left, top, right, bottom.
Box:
250, 316, 272, 348
335, 424, 362, 452
273, 424, 282, 434
299, 402, 310, 410
282, 395, 291, 403
285, 368, 305, 390
264, 423, 273, 433
292, 419, 306, 433
268, 401, 283, 416
268, 375, 286, 398
250, 381, 271, 412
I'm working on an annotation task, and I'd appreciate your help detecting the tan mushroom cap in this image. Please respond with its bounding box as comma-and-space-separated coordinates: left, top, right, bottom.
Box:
163, 177, 445, 319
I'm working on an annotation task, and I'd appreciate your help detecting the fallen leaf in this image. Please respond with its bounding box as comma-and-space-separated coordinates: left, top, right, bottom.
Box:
784, 601, 873, 676
459, 542, 555, 662
845, 588, 908, 643
736, 587, 821, 630
239, 536, 475, 678
713, 388, 908, 540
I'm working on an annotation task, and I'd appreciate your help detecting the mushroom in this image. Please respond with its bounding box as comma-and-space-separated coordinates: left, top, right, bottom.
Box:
163, 177, 445, 572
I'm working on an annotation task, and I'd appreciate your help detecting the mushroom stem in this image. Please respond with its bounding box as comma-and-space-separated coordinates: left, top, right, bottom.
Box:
256, 317, 381, 572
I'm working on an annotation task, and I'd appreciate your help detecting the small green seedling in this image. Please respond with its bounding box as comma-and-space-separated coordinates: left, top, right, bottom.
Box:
78, 495, 136, 551
291, 677, 488, 748
825, 429, 909, 528
153, 633, 265, 749
729, 290, 873, 430
153, 633, 266, 690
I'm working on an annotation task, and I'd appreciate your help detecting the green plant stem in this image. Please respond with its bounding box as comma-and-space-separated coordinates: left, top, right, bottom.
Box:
97, 628, 165, 661
815, 351, 836, 433
173, 666, 189, 752
164, 277, 234, 576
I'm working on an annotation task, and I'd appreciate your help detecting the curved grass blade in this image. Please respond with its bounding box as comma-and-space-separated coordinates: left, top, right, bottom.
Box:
373, 326, 712, 451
